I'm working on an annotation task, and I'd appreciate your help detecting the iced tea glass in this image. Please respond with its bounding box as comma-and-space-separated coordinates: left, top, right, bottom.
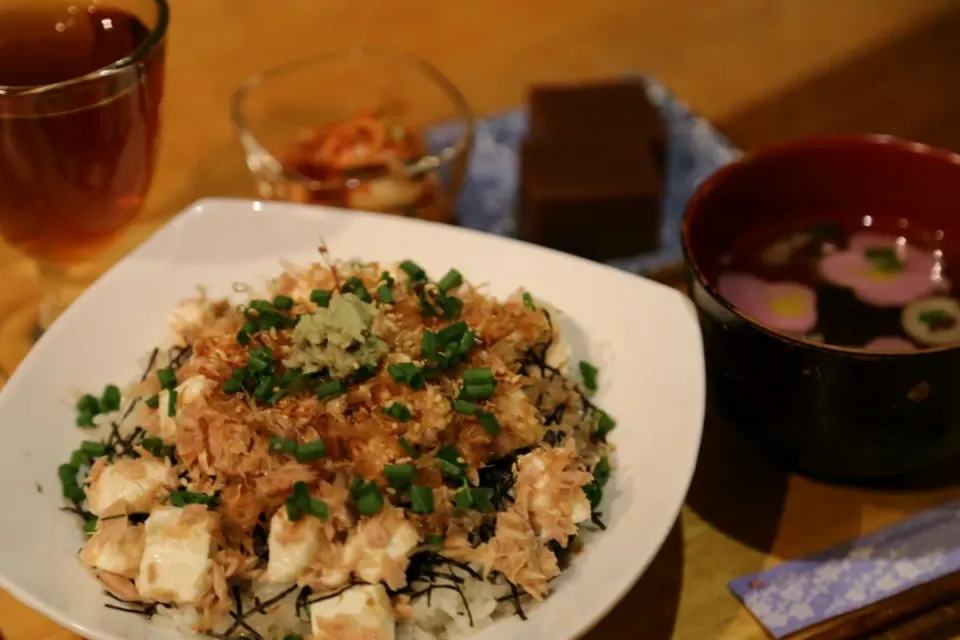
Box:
0, 0, 168, 332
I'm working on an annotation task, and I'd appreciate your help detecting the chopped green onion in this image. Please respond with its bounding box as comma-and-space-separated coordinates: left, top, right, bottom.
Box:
376, 283, 395, 304
100, 385, 121, 412
471, 488, 494, 511
268, 390, 286, 405
269, 437, 298, 455
273, 295, 294, 310
454, 487, 473, 509
76, 394, 100, 415
279, 369, 303, 387
579, 361, 599, 392
84, 518, 98, 535
400, 260, 427, 284
594, 457, 611, 488
341, 276, 372, 303
70, 450, 89, 468
249, 299, 272, 313
249, 345, 274, 361
80, 441, 107, 458
141, 437, 167, 458
236, 331, 251, 345
222, 378, 243, 394
310, 289, 331, 307
58, 463, 78, 486
436, 321, 467, 344
436, 445, 466, 479
398, 436, 419, 459
439, 295, 463, 320
145, 394, 160, 409
437, 269, 463, 293
294, 439, 327, 463
167, 389, 178, 417
595, 411, 616, 442
76, 411, 96, 428
583, 482, 602, 508
384, 463, 417, 489
306, 498, 329, 520
455, 487, 493, 510
285, 482, 310, 521
458, 330, 476, 356
382, 402, 411, 423
315, 379, 346, 400
410, 485, 435, 514
380, 271, 395, 287
169, 491, 218, 508
453, 399, 478, 415
460, 382, 496, 401
418, 291, 439, 317
420, 330, 437, 357
248, 356, 270, 373
462, 367, 494, 386
241, 320, 256, 334
253, 376, 275, 401
64, 485, 86, 502
478, 411, 501, 436
425, 534, 443, 546
355, 483, 384, 516
522, 292, 536, 310
387, 363, 424, 391
232, 367, 248, 381
156, 368, 177, 390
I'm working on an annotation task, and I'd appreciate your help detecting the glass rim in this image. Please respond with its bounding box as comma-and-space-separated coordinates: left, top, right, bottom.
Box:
230, 45, 476, 191
0, 0, 170, 97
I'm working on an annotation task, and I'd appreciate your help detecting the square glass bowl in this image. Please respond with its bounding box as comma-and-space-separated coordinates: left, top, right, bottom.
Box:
231, 46, 475, 223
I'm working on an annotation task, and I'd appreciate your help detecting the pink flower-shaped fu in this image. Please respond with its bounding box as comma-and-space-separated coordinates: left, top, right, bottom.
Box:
717, 272, 817, 334
818, 231, 947, 307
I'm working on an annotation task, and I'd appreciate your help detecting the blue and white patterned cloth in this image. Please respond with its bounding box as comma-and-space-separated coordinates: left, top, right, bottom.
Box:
729, 500, 960, 637
424, 75, 741, 275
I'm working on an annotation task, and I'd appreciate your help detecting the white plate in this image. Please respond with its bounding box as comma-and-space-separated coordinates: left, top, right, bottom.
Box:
0, 198, 704, 640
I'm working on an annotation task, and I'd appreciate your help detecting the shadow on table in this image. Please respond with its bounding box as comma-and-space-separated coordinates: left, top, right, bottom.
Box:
585, 517, 684, 640
684, 408, 790, 555
718, 3, 960, 153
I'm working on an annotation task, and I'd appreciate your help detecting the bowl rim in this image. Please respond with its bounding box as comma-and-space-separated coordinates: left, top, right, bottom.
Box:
681, 133, 960, 357
230, 45, 476, 191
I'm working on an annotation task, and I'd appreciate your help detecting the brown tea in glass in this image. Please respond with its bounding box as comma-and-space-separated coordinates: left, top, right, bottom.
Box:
0, 0, 167, 329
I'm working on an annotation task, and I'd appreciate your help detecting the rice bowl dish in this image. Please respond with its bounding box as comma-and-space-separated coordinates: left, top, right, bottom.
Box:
58, 253, 617, 640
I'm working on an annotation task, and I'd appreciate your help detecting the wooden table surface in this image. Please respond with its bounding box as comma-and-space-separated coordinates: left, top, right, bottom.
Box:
6, 0, 960, 638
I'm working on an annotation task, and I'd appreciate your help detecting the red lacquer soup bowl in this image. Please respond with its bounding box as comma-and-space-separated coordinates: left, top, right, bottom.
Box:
682, 135, 960, 481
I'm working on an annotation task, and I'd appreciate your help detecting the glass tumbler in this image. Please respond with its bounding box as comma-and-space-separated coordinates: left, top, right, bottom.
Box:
0, 0, 168, 332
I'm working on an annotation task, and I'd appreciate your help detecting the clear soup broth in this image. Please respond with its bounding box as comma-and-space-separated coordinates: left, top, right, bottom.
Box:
714, 213, 959, 352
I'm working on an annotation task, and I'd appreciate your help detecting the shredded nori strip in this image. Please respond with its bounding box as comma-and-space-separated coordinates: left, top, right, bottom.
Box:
169, 344, 193, 370
295, 586, 312, 618
249, 583, 298, 616
104, 603, 157, 617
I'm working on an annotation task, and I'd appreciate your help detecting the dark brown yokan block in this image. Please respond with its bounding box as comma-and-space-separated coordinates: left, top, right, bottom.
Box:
518, 138, 662, 262
528, 79, 667, 165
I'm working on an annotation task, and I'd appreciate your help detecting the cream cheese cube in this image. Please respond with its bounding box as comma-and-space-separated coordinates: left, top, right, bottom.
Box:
79, 521, 145, 579
85, 458, 176, 516
345, 518, 418, 585
136, 506, 216, 603
264, 509, 321, 583
310, 584, 395, 640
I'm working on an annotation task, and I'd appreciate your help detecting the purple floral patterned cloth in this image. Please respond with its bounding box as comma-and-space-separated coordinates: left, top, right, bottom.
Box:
729, 500, 960, 637
423, 75, 741, 276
